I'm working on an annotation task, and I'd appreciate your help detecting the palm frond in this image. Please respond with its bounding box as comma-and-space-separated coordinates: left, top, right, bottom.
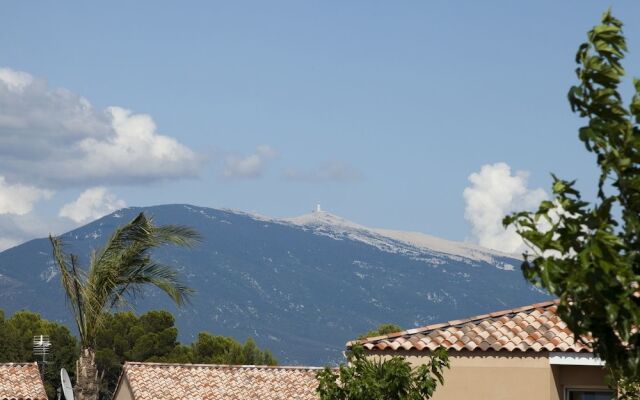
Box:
49, 235, 87, 343
92, 213, 154, 267
92, 213, 199, 275
107, 262, 194, 308
77, 212, 198, 344
153, 224, 201, 248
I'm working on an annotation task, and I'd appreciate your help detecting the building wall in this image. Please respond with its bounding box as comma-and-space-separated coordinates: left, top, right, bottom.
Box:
554, 364, 610, 398
113, 377, 135, 400
366, 350, 609, 400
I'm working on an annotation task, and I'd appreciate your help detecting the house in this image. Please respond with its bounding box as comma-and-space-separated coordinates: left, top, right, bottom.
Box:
112, 362, 322, 400
350, 300, 613, 400
0, 362, 48, 400
111, 300, 613, 399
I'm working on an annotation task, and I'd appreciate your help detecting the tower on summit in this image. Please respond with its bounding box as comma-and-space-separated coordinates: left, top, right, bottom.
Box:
315, 203, 322, 213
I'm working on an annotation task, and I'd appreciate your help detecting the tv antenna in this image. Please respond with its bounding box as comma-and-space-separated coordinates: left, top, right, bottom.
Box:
33, 335, 51, 380
60, 368, 75, 400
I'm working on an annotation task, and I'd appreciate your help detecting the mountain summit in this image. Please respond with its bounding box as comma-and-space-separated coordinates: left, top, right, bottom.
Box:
284, 209, 517, 268
0, 204, 549, 364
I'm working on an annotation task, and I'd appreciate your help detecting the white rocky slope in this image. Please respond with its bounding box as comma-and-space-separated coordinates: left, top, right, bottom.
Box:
279, 209, 520, 270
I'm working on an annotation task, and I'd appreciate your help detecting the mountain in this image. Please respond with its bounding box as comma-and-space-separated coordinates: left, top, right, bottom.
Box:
0, 204, 550, 365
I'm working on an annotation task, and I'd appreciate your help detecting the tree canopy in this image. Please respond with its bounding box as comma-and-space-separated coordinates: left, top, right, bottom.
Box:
0, 310, 77, 399
358, 324, 403, 340
0, 309, 276, 400
504, 9, 640, 397
316, 346, 449, 400
94, 310, 277, 398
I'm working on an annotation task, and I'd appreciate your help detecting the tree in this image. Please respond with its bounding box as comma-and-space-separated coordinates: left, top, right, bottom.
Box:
0, 307, 278, 400
50, 212, 200, 400
504, 10, 640, 397
190, 332, 277, 365
0, 310, 78, 399
93, 310, 277, 399
358, 324, 403, 340
93, 310, 181, 398
316, 346, 449, 400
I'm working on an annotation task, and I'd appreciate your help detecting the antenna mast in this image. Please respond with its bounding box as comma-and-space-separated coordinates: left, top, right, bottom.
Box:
33, 335, 51, 381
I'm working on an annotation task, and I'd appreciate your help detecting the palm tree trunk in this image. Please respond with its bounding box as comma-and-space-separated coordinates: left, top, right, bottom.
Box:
75, 347, 99, 400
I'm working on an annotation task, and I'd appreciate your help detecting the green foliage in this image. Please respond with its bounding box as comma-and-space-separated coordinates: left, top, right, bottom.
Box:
358, 324, 403, 340
316, 346, 449, 400
190, 333, 277, 365
93, 310, 179, 397
92, 310, 277, 399
0, 310, 78, 399
504, 9, 640, 396
0, 308, 277, 400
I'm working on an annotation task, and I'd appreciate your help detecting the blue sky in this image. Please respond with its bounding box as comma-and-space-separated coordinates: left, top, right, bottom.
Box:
0, 1, 638, 251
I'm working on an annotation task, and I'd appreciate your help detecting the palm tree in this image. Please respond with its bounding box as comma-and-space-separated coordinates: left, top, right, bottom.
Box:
49, 212, 200, 400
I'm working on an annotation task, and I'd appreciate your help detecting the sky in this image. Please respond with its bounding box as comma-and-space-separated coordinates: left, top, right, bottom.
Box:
0, 1, 639, 253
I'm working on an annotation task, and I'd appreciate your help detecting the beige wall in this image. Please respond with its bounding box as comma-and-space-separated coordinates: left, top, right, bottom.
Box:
113, 377, 134, 400
367, 350, 609, 400
555, 364, 609, 397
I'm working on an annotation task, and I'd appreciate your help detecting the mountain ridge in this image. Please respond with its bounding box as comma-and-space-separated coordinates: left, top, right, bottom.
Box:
0, 204, 549, 364
280, 209, 519, 266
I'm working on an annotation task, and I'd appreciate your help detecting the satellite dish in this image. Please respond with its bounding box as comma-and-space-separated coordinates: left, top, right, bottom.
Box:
60, 368, 74, 400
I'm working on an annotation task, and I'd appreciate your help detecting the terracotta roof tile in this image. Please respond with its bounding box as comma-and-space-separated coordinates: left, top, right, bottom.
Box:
119, 362, 321, 400
413, 341, 426, 351
502, 342, 516, 351
349, 300, 592, 353
0, 363, 47, 400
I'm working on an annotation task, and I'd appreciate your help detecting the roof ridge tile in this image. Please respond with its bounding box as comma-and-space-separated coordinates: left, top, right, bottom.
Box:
124, 361, 324, 370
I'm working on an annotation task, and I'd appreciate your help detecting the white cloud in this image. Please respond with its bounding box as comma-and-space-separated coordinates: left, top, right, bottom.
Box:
0, 67, 201, 188
0, 238, 19, 251
59, 187, 126, 223
0, 69, 34, 92
0, 176, 52, 216
0, 212, 72, 251
283, 161, 363, 183
0, 66, 203, 249
463, 162, 547, 254
222, 145, 277, 179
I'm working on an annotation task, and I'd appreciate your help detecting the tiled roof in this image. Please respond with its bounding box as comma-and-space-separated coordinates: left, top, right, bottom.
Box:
118, 362, 321, 400
0, 363, 48, 400
349, 300, 593, 353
